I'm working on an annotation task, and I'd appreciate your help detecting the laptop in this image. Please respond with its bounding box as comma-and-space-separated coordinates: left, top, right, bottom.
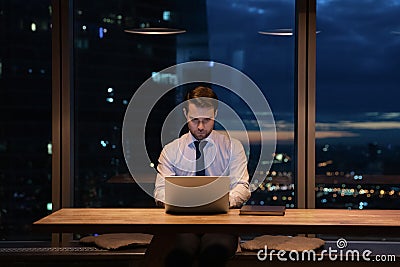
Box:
164, 176, 230, 214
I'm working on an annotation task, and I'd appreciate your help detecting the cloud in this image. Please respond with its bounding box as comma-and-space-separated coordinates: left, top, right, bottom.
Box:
317, 121, 400, 130
315, 131, 358, 139
226, 119, 400, 144
217, 129, 358, 144
365, 112, 400, 120
276, 131, 358, 141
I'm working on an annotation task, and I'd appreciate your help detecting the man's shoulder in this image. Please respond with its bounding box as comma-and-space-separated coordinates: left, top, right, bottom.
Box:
212, 131, 242, 146
163, 133, 190, 150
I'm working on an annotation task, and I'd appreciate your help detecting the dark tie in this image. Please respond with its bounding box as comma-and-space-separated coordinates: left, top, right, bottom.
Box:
194, 141, 207, 176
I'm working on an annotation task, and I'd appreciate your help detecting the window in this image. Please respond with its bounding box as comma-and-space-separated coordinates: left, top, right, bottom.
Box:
0, 0, 52, 240
316, 0, 400, 209
73, 0, 296, 208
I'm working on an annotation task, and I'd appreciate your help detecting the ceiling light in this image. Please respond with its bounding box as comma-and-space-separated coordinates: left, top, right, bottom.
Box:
259, 28, 293, 36
124, 27, 186, 35
258, 28, 321, 36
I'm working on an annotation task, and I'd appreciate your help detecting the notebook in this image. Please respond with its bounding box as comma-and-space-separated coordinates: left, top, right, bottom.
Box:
164, 176, 230, 214
239, 205, 286, 216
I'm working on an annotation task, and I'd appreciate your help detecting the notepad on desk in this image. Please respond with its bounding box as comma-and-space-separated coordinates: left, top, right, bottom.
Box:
239, 205, 286, 216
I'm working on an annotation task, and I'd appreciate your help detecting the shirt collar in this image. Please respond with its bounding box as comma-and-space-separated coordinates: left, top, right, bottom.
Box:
187, 131, 215, 148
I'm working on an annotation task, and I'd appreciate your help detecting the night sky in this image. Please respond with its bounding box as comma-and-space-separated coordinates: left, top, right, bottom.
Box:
205, 0, 400, 145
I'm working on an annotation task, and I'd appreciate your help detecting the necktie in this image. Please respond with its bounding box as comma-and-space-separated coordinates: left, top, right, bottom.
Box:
194, 140, 207, 176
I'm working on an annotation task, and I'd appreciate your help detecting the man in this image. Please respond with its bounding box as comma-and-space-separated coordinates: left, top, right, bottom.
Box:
154, 86, 251, 266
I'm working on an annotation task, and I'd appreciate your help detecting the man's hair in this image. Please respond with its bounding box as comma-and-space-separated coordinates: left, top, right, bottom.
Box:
184, 86, 218, 111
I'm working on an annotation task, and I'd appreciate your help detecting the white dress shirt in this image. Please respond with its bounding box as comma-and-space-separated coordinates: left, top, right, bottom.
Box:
154, 130, 251, 208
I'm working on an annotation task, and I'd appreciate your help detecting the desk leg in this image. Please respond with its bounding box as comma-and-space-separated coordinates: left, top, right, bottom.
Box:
142, 234, 174, 267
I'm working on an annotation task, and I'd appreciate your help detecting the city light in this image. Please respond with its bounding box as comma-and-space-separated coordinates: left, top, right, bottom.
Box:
100, 140, 108, 147
47, 143, 52, 155
99, 27, 104, 38
354, 175, 363, 180
163, 11, 171, 21
46, 203, 52, 211
318, 160, 333, 167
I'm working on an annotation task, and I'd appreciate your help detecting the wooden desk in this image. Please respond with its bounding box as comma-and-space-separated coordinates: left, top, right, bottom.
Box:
34, 208, 400, 236
33, 208, 400, 266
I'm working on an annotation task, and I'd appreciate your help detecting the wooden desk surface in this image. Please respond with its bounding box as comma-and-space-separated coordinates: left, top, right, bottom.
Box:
33, 208, 400, 236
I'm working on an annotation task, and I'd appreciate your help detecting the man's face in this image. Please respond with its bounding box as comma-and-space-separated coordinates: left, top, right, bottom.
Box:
184, 102, 216, 140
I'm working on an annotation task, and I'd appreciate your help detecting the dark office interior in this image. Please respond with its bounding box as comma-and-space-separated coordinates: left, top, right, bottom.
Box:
1, 0, 400, 266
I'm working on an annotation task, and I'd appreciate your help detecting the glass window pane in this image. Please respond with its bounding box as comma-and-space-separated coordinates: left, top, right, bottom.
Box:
74, 0, 295, 208
316, 1, 400, 209
0, 0, 52, 240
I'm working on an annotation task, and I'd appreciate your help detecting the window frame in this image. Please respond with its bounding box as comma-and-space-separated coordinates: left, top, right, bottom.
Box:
52, 0, 318, 243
